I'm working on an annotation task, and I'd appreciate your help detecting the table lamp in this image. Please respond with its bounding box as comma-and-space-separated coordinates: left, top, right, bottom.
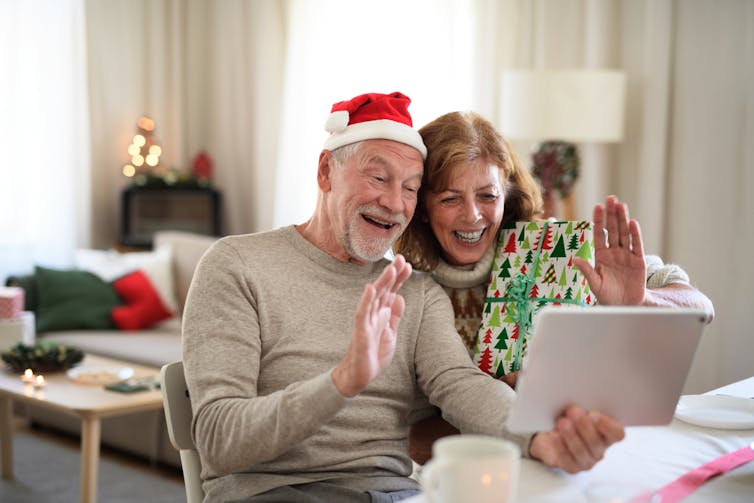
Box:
499, 69, 626, 219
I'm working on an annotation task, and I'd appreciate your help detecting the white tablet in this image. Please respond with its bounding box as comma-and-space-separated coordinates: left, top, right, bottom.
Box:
506, 306, 709, 433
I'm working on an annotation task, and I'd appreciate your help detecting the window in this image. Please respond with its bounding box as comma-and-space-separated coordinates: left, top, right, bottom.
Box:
0, 0, 90, 281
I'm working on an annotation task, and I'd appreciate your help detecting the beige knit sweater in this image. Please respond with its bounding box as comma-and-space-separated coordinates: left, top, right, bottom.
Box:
182, 226, 530, 501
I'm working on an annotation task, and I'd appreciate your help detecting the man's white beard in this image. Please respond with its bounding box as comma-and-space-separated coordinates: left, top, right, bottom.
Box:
344, 206, 406, 262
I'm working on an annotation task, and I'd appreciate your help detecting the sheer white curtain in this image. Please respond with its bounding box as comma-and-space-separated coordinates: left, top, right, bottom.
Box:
658, 0, 754, 391
0, 0, 90, 282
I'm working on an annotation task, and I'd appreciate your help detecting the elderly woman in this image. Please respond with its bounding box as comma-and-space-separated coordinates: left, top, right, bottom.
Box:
394, 111, 714, 464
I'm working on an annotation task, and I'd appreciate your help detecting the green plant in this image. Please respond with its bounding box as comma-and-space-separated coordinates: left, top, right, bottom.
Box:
1, 341, 84, 373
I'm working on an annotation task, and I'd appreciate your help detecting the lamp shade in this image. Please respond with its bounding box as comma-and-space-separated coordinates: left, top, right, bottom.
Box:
500, 70, 626, 142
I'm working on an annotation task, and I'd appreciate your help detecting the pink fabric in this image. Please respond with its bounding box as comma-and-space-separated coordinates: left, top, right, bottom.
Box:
0, 286, 24, 319
630, 443, 754, 503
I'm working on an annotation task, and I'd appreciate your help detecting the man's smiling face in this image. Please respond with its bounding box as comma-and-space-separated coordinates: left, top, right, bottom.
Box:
324, 139, 424, 264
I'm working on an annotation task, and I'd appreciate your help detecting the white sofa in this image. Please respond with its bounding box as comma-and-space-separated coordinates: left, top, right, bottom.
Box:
22, 230, 217, 467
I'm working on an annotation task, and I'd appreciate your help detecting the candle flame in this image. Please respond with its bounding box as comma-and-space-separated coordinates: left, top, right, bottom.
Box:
22, 368, 35, 383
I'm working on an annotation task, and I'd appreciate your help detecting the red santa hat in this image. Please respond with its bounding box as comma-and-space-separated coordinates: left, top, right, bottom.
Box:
323, 92, 427, 159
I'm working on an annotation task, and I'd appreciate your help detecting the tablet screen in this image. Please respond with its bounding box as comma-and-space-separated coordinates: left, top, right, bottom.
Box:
506, 306, 708, 433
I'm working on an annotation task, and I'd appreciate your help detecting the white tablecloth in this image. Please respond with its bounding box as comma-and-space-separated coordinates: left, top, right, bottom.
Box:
405, 377, 754, 502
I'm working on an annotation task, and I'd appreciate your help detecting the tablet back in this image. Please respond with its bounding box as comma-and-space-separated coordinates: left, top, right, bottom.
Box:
506, 306, 708, 433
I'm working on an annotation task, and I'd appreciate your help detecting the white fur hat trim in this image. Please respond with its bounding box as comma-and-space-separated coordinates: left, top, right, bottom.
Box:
323, 119, 427, 159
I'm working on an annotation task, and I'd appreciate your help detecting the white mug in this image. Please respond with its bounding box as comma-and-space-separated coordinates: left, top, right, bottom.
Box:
420, 434, 520, 503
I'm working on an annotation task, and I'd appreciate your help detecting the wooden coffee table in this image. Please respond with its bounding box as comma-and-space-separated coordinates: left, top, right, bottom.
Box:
0, 354, 164, 503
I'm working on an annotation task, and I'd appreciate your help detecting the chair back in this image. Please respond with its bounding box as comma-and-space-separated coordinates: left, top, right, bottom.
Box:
161, 361, 205, 503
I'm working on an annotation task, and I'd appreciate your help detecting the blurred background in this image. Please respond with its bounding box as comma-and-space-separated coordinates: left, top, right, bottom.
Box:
1, 0, 752, 393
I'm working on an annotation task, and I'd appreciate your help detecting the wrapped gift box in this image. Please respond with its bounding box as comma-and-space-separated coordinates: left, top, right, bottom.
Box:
473, 220, 596, 377
0, 286, 24, 319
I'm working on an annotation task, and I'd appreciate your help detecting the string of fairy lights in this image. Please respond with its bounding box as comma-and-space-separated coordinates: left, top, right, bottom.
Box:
122, 115, 163, 180
121, 115, 213, 187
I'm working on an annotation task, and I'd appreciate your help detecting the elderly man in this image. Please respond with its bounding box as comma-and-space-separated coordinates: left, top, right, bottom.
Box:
182, 92, 624, 502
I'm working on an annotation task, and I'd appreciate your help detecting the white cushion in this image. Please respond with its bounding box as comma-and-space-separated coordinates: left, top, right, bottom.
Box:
153, 231, 217, 311
74, 247, 178, 314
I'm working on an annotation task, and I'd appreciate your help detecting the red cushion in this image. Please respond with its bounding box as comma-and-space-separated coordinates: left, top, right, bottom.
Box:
111, 270, 172, 330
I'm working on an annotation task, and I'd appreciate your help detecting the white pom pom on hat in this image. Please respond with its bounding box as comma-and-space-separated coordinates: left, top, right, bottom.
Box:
323, 92, 427, 159
324, 110, 350, 133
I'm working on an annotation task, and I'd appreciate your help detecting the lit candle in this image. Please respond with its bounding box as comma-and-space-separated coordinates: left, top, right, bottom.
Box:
21, 368, 35, 384
33, 374, 46, 389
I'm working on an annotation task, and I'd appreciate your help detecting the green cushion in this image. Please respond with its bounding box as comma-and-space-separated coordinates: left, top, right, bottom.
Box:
5, 274, 38, 312
34, 266, 122, 332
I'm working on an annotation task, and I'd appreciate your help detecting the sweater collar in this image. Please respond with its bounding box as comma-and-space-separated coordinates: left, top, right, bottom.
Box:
430, 242, 496, 289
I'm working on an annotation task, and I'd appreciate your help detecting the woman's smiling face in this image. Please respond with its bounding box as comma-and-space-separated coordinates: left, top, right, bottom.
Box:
424, 159, 506, 266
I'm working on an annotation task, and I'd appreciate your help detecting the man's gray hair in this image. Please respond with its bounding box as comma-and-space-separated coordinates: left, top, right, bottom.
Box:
330, 141, 363, 167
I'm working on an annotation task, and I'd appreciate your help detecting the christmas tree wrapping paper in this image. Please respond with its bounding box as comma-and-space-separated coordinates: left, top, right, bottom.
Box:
473, 220, 597, 377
